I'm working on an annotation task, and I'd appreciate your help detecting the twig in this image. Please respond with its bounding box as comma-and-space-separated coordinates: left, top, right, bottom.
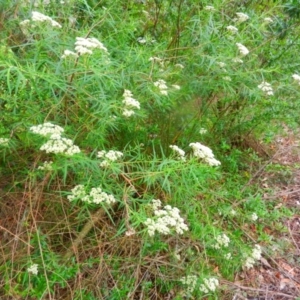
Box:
63, 207, 108, 261
0, 224, 33, 248
287, 218, 300, 254
222, 279, 297, 299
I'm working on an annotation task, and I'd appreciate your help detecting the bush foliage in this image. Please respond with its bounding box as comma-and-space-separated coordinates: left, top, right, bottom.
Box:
0, 0, 299, 299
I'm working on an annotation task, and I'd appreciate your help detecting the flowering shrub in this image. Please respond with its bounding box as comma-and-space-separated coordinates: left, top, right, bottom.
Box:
0, 0, 298, 299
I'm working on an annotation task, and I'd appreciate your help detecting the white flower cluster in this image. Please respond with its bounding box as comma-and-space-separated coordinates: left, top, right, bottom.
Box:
154, 79, 168, 95
199, 128, 207, 135
236, 43, 249, 56
225, 253, 232, 260
62, 37, 108, 58
61, 50, 78, 59
37, 161, 53, 171
122, 90, 140, 117
175, 63, 185, 69
97, 149, 123, 167
227, 25, 238, 34
67, 184, 85, 201
149, 56, 163, 64
30, 122, 80, 156
67, 184, 116, 205
251, 212, 258, 221
199, 278, 219, 293
30, 122, 64, 137
232, 57, 244, 64
189, 142, 221, 166
172, 84, 181, 90
180, 275, 198, 294
214, 233, 230, 249
235, 12, 249, 23
223, 76, 232, 81
137, 37, 147, 44
169, 145, 185, 160
27, 264, 38, 275
40, 136, 80, 155
263, 17, 273, 24
21, 0, 68, 7
151, 199, 162, 210
0, 138, 9, 146
292, 74, 300, 85
258, 81, 274, 96
217, 62, 226, 68
137, 36, 156, 44
204, 6, 216, 11
144, 200, 188, 236
244, 244, 262, 269
20, 11, 62, 30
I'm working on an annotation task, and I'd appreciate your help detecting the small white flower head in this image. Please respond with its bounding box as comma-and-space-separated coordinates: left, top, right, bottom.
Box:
258, 81, 274, 96
172, 84, 181, 90
236, 43, 249, 56
214, 233, 230, 249
189, 142, 221, 166
27, 264, 38, 275
61, 49, 78, 59
40, 136, 80, 155
144, 204, 188, 236
204, 6, 216, 11
82, 187, 116, 205
154, 79, 168, 95
149, 56, 162, 62
230, 209, 237, 216
252, 244, 262, 260
199, 128, 207, 135
0, 138, 9, 146
263, 17, 273, 24
199, 278, 219, 293
30, 122, 64, 138
225, 253, 232, 260
123, 109, 135, 117
20, 19, 30, 27
170, 145, 185, 160
223, 76, 232, 81
137, 37, 147, 44
180, 275, 198, 294
244, 244, 262, 269
174, 251, 181, 260
232, 57, 244, 64
251, 212, 258, 221
31, 11, 62, 28
235, 12, 249, 23
67, 184, 86, 202
125, 228, 136, 237
105, 150, 123, 161
151, 199, 162, 211
217, 62, 226, 68
97, 149, 123, 167
175, 63, 185, 69
72, 37, 108, 56
227, 25, 238, 34
37, 161, 53, 171
68, 184, 116, 205
122, 90, 140, 117
122, 94, 140, 109
292, 74, 300, 85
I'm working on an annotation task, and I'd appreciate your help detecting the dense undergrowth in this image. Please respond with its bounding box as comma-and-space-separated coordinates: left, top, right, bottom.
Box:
0, 0, 300, 299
